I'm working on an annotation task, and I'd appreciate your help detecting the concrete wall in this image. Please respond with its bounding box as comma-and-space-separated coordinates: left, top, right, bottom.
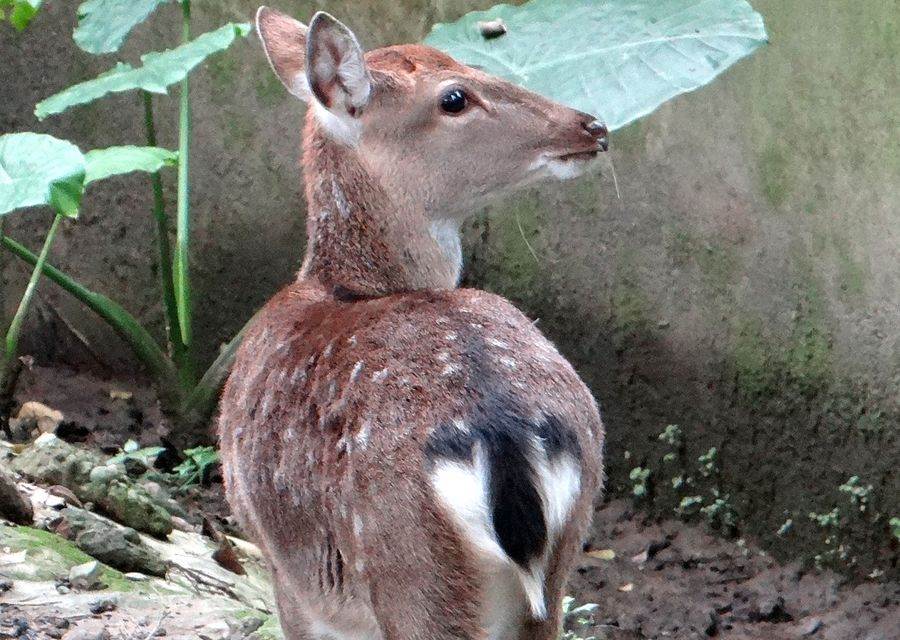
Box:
2, 1, 897, 573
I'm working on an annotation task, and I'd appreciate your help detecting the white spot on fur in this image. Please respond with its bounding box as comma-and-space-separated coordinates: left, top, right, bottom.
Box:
441, 363, 462, 377
354, 420, 371, 448
445, 331, 458, 341
349, 360, 365, 384
332, 176, 351, 218
353, 513, 364, 537
322, 341, 334, 359
488, 338, 510, 350
371, 367, 389, 383
437, 351, 451, 362
499, 356, 518, 370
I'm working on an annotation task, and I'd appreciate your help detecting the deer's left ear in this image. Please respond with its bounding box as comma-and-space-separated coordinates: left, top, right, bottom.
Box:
306, 12, 371, 120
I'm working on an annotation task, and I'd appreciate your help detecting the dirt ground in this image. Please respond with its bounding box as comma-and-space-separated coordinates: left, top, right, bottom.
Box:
2, 366, 898, 639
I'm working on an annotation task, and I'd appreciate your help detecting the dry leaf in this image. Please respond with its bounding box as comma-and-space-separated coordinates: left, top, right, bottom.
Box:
586, 548, 616, 560
618, 582, 634, 592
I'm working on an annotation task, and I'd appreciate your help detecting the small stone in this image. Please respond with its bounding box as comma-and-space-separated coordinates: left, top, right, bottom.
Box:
56, 584, 71, 594
0, 466, 33, 524
89, 596, 118, 614
477, 18, 507, 39
88, 464, 124, 484
0, 579, 12, 592
800, 617, 823, 636
17, 400, 65, 434
123, 457, 148, 477
124, 572, 149, 581
69, 560, 102, 589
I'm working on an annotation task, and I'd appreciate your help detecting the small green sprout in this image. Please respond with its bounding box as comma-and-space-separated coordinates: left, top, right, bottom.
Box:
698, 447, 718, 477
560, 596, 599, 640
658, 424, 682, 446
808, 508, 840, 528
838, 475, 873, 513
629, 466, 651, 497
889, 517, 900, 543
676, 495, 703, 517
172, 445, 219, 486
700, 489, 737, 534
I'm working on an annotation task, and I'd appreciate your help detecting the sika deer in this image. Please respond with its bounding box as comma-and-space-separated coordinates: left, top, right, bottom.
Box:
219, 7, 608, 640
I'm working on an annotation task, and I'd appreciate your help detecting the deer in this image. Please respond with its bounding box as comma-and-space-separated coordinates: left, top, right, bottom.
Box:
218, 6, 608, 640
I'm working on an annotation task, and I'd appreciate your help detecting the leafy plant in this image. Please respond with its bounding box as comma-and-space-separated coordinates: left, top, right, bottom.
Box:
1, 0, 41, 31
629, 466, 651, 497
172, 445, 218, 486
2, 1, 767, 448
0, 1, 250, 445
426, 0, 767, 131
560, 596, 599, 640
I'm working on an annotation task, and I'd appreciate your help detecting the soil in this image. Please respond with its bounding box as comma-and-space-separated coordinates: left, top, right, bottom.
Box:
2, 366, 898, 640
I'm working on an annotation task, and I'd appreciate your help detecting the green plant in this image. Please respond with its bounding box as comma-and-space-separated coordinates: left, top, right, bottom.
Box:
700, 489, 738, 536
890, 517, 900, 543
560, 596, 599, 640
0, 2, 250, 444
838, 475, 873, 513
676, 495, 704, 517
0, 0, 41, 30
698, 447, 719, 477
172, 445, 219, 486
629, 466, 651, 497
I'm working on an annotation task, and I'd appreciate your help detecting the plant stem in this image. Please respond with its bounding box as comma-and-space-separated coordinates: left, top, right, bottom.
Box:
2, 214, 63, 372
1, 235, 181, 408
143, 91, 186, 370
174, 0, 193, 378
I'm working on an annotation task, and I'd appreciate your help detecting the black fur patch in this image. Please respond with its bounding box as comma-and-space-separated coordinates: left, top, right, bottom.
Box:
426, 409, 580, 569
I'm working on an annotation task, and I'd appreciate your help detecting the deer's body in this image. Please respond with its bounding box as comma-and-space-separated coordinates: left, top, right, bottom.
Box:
219, 8, 607, 639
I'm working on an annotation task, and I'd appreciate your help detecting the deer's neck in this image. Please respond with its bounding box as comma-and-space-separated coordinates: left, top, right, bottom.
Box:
299, 134, 461, 297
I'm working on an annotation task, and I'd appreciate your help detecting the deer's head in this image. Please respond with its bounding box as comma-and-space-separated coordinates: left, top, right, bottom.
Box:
257, 8, 607, 219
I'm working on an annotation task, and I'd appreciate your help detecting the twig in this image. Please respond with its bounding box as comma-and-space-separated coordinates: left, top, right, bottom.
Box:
515, 210, 540, 264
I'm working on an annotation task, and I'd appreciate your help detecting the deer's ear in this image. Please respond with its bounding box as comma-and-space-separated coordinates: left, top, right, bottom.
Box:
305, 12, 371, 116
256, 6, 310, 101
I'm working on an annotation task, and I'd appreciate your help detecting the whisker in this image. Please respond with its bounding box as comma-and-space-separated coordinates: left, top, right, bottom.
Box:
515, 210, 541, 264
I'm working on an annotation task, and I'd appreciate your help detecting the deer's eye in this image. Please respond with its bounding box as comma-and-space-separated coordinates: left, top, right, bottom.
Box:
440, 88, 468, 114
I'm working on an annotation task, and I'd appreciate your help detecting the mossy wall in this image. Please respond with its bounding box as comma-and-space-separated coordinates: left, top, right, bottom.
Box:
1, 1, 897, 574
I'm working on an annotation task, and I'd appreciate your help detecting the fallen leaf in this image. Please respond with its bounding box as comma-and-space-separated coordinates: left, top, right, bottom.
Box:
586, 548, 616, 560
618, 582, 634, 592
109, 389, 133, 401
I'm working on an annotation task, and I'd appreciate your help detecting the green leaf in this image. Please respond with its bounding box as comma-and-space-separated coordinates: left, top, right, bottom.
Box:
0, 133, 85, 218
425, 0, 767, 131
74, 0, 170, 55
5, 0, 42, 31
84, 146, 177, 184
35, 22, 252, 119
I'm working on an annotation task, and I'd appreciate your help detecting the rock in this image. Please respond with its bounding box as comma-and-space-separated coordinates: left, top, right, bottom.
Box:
0, 465, 33, 524
60, 507, 167, 577
62, 627, 111, 640
800, 617, 824, 635
122, 457, 148, 477
89, 596, 118, 614
11, 434, 172, 537
68, 560, 102, 589
124, 572, 149, 581
0, 578, 12, 592
16, 401, 64, 434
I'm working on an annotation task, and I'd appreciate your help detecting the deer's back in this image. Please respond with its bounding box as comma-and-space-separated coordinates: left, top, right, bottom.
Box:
218, 280, 603, 629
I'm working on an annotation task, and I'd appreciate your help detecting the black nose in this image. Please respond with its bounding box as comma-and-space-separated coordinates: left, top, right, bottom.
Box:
583, 118, 609, 151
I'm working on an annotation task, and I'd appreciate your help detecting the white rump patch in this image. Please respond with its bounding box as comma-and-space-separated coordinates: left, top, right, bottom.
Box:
430, 435, 582, 626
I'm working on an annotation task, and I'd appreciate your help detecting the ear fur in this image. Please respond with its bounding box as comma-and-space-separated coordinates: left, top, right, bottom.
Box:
256, 6, 310, 101
305, 12, 371, 116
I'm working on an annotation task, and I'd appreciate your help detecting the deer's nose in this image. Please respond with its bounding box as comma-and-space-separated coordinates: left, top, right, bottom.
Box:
583, 119, 609, 151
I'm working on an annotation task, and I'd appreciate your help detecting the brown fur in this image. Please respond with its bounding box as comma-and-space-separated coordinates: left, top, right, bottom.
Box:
219, 7, 607, 640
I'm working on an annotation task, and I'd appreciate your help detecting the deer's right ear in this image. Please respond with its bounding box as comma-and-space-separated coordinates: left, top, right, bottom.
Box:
256, 6, 310, 101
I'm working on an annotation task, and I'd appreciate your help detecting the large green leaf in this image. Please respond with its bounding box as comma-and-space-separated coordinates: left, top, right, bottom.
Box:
74, 0, 170, 55
1, 0, 42, 31
0, 133, 85, 218
35, 22, 252, 119
84, 146, 177, 184
425, 0, 767, 130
